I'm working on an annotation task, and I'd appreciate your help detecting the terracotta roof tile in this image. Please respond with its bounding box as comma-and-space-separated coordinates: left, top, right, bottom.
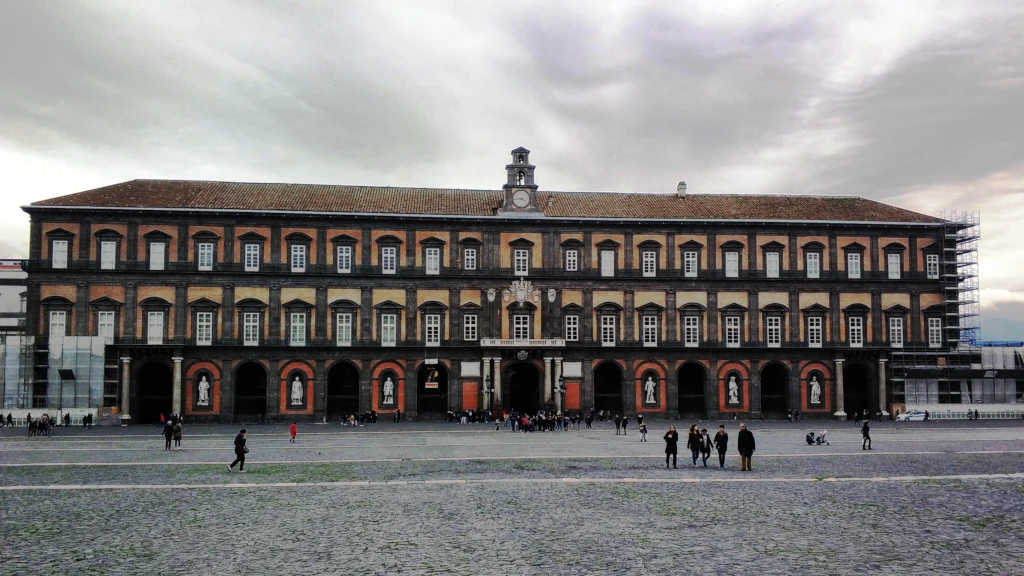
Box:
30, 179, 942, 223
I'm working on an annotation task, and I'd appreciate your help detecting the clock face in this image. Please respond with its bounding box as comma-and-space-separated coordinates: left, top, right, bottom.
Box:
513, 190, 530, 208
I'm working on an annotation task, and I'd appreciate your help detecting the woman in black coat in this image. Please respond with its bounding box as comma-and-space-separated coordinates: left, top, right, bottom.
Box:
686, 424, 701, 466
663, 425, 679, 468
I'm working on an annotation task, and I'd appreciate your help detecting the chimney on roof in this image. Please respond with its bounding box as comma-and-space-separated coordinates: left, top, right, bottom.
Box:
546, 195, 554, 208
677, 181, 687, 198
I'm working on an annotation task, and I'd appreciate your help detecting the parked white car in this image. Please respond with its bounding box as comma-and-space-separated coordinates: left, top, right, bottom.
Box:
896, 410, 927, 422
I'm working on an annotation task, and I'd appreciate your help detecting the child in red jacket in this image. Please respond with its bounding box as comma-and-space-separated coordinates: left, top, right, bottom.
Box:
289, 422, 297, 443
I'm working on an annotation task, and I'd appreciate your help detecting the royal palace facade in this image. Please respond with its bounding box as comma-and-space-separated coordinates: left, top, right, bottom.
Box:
21, 148, 961, 423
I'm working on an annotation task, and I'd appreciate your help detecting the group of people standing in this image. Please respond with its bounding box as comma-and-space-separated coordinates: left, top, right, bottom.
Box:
663, 423, 756, 471
161, 413, 183, 450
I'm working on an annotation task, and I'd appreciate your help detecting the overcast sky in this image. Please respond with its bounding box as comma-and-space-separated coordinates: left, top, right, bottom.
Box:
1, 1, 1022, 339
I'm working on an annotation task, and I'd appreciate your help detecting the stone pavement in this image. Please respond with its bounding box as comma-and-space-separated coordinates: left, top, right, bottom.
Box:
2, 420, 1023, 575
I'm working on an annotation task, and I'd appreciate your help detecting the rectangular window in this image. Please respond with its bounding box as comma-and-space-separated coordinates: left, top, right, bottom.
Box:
766, 252, 779, 278
382, 247, 397, 274
51, 240, 68, 269
425, 314, 441, 346
243, 313, 260, 346
808, 316, 822, 348
381, 314, 397, 346
848, 253, 861, 279
336, 245, 352, 273
198, 243, 214, 271
725, 251, 739, 278
425, 247, 440, 275
642, 251, 656, 277
195, 312, 212, 346
291, 245, 306, 273
98, 310, 115, 345
642, 315, 658, 347
150, 242, 165, 271
600, 250, 615, 277
684, 316, 699, 347
100, 241, 116, 270
514, 249, 529, 276
683, 251, 698, 278
244, 244, 260, 272
49, 310, 66, 338
564, 315, 579, 341
928, 318, 942, 348
725, 316, 741, 347
463, 314, 477, 341
888, 253, 901, 279
600, 315, 616, 347
926, 254, 939, 280
513, 315, 530, 341
806, 252, 820, 279
147, 311, 164, 345
889, 316, 904, 348
336, 313, 352, 346
290, 313, 306, 346
849, 316, 864, 348
766, 316, 781, 348
463, 248, 476, 271
565, 249, 578, 272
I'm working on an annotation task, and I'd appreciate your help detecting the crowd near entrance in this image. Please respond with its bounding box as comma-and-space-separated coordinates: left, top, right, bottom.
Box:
234, 362, 268, 422
843, 363, 871, 418
760, 363, 788, 416
416, 363, 448, 417
677, 363, 706, 417
593, 362, 624, 415
327, 362, 360, 419
136, 362, 172, 424
507, 362, 541, 414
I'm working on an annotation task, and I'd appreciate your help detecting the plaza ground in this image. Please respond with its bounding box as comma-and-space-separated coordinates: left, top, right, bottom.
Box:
2, 419, 1023, 575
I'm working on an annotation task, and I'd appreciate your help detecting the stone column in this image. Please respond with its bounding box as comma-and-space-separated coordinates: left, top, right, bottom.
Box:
877, 358, 889, 416
492, 359, 502, 408
482, 356, 492, 409
120, 357, 132, 423
172, 357, 183, 416
554, 357, 563, 413
834, 359, 846, 418
543, 357, 553, 404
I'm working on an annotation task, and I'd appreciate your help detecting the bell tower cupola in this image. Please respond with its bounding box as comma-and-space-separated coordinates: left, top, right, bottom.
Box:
499, 147, 542, 215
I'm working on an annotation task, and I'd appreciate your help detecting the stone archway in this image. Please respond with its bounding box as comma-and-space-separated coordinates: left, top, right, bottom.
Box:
844, 363, 872, 419
677, 363, 706, 417
327, 362, 360, 418
506, 362, 541, 415
137, 362, 172, 424
234, 362, 268, 422
594, 362, 624, 415
760, 363, 789, 416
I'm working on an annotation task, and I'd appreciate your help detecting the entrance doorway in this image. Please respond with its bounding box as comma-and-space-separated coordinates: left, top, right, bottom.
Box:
137, 362, 172, 424
844, 363, 871, 419
594, 362, 624, 415
760, 363, 789, 416
327, 362, 360, 419
507, 362, 541, 415
234, 362, 268, 421
677, 363, 706, 417
416, 363, 448, 417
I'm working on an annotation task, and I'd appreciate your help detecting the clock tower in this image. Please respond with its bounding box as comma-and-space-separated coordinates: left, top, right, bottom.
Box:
498, 147, 542, 215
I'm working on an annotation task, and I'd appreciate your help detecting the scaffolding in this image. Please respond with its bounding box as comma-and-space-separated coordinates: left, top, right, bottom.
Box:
939, 209, 980, 347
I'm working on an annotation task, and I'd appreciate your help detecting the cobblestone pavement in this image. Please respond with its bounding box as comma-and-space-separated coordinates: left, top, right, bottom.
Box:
2, 420, 1024, 575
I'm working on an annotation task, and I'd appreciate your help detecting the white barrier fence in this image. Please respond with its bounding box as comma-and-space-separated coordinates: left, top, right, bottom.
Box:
905, 404, 1024, 420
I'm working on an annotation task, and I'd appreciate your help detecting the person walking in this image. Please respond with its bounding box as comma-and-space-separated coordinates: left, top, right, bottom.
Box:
639, 422, 648, 442
861, 420, 872, 450
714, 425, 729, 468
686, 425, 700, 466
699, 428, 714, 467
289, 422, 297, 443
737, 423, 755, 471
162, 421, 173, 451
228, 429, 248, 472
664, 425, 679, 468
621, 417, 628, 436
614, 415, 622, 435
173, 422, 182, 450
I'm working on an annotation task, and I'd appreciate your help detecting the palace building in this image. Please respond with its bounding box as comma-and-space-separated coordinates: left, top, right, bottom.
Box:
20, 147, 968, 423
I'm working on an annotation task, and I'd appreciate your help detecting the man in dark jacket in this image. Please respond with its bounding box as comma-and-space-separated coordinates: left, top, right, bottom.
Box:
663, 425, 679, 468
714, 425, 729, 468
614, 415, 622, 435
737, 424, 755, 471
228, 429, 247, 472
861, 420, 872, 450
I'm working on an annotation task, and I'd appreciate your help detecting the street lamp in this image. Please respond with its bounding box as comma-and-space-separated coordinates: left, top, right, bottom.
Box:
556, 375, 566, 413
485, 374, 494, 414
